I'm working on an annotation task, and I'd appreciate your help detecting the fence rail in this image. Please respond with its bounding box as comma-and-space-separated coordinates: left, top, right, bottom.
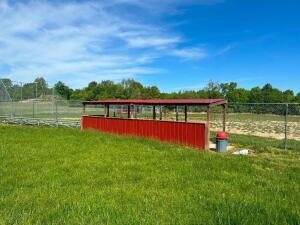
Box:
1, 100, 299, 149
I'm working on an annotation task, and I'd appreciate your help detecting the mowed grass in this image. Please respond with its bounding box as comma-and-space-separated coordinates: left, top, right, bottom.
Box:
0, 125, 299, 224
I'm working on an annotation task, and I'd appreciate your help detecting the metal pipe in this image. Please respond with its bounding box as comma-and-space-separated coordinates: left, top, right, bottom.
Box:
184, 105, 187, 122
20, 82, 23, 117
127, 105, 131, 118
82, 104, 86, 115
55, 101, 58, 126
20, 82, 23, 101
159, 106, 163, 120
223, 103, 227, 132
107, 104, 110, 117
32, 101, 35, 118
33, 82, 38, 99
284, 103, 288, 150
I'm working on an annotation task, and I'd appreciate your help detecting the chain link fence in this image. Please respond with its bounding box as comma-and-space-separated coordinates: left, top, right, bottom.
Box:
209, 103, 300, 149
0, 100, 299, 148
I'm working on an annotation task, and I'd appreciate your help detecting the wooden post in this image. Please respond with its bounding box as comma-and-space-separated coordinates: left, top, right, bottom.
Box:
184, 105, 187, 122
223, 103, 227, 132
153, 105, 156, 120
175, 106, 179, 121
205, 105, 211, 150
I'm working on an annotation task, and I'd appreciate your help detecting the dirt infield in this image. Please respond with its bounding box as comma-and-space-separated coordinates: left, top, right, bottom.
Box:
210, 119, 300, 141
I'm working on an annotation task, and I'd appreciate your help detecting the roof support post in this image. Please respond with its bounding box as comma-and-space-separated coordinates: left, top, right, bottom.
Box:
153, 105, 156, 120
104, 104, 110, 117
184, 105, 187, 122
175, 106, 179, 121
205, 105, 211, 150
107, 104, 110, 117
127, 105, 131, 119
223, 103, 227, 132
159, 106, 163, 120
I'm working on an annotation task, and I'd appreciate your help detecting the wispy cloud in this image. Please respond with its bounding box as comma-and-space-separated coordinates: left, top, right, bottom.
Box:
126, 37, 181, 48
0, 0, 220, 87
170, 48, 207, 59
215, 45, 235, 56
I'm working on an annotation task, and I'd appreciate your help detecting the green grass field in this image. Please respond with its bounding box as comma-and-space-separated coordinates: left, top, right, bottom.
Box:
0, 125, 299, 224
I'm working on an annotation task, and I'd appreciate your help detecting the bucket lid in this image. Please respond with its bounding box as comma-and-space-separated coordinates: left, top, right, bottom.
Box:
216, 132, 228, 139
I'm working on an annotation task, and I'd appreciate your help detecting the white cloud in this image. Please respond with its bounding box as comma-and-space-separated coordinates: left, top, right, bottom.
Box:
215, 45, 234, 56
0, 0, 218, 87
170, 48, 207, 59
126, 37, 181, 48
107, 0, 224, 14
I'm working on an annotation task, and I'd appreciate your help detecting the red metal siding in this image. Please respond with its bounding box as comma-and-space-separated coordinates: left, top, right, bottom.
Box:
81, 116, 206, 149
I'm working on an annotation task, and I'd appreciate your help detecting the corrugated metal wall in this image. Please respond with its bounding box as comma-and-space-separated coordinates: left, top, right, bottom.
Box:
82, 116, 206, 149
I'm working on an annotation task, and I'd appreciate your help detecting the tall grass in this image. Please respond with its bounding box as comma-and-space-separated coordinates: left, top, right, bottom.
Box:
0, 125, 299, 224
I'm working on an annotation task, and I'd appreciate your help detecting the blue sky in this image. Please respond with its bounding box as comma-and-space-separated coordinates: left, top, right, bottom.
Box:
0, 0, 299, 92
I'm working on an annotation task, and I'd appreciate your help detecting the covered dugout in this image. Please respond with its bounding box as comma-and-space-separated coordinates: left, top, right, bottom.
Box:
81, 99, 227, 150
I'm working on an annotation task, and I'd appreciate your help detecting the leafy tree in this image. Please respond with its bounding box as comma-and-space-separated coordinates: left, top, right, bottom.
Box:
283, 90, 294, 102
204, 80, 223, 98
227, 88, 249, 103
249, 87, 263, 103
121, 79, 144, 99
220, 82, 237, 96
70, 89, 87, 100
2, 76, 299, 106
96, 80, 119, 100
261, 84, 285, 103
296, 93, 300, 103
144, 86, 160, 99
34, 77, 48, 97
54, 81, 73, 100
84, 81, 98, 100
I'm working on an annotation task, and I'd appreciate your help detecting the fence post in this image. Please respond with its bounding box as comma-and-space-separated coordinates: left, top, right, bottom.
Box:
284, 103, 288, 150
55, 101, 58, 127
10, 101, 13, 118
52, 99, 55, 120
32, 101, 35, 118
222, 103, 227, 132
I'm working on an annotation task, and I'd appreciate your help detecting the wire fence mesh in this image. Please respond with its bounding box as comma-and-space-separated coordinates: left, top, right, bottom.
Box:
0, 79, 12, 102
209, 103, 300, 149
0, 100, 299, 148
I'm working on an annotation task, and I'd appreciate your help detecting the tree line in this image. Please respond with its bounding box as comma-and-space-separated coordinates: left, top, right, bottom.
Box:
1, 77, 300, 103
